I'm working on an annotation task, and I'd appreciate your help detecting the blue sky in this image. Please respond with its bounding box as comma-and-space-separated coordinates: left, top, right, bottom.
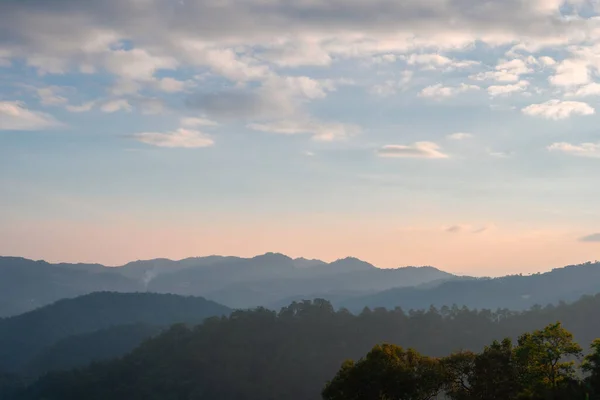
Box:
1, 0, 600, 275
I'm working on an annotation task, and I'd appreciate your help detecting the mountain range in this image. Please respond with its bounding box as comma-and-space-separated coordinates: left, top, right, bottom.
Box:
0, 254, 452, 317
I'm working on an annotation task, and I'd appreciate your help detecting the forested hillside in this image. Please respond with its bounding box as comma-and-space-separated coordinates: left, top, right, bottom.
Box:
14, 294, 600, 400
0, 292, 230, 372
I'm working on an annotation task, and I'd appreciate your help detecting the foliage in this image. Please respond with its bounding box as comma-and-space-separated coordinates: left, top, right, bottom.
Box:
326, 324, 594, 400
12, 295, 600, 400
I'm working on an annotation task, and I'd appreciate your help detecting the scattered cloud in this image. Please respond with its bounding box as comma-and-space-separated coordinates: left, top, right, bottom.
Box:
0, 101, 62, 131
376, 142, 449, 159
566, 82, 600, 97
487, 80, 529, 96
444, 224, 494, 233
370, 71, 413, 97
419, 83, 479, 98
248, 119, 360, 141
539, 56, 556, 66
156, 77, 188, 93
522, 100, 594, 120
548, 142, 600, 158
133, 128, 214, 148
66, 101, 95, 113
549, 59, 590, 87
579, 233, 600, 242
36, 86, 68, 106
447, 132, 473, 140
488, 150, 514, 158
405, 54, 478, 70
101, 99, 132, 113
471, 58, 533, 82
181, 117, 219, 127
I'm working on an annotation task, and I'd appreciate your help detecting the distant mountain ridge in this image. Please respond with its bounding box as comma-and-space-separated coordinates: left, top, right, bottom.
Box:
340, 261, 600, 312
0, 254, 451, 316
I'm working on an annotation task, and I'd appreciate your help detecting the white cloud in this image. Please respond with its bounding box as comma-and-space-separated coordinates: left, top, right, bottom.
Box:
549, 59, 590, 86
103, 48, 178, 81
471, 58, 533, 82
270, 76, 335, 100
488, 150, 514, 158
539, 56, 556, 66
0, 101, 62, 131
548, 142, 600, 158
156, 77, 187, 93
406, 53, 478, 70
66, 101, 95, 113
495, 59, 532, 75
371, 54, 397, 64
376, 142, 449, 159
487, 80, 529, 96
133, 128, 214, 148
566, 82, 600, 97
101, 99, 132, 113
248, 119, 360, 141
181, 117, 219, 127
470, 70, 520, 82
407, 54, 453, 67
36, 86, 68, 106
370, 71, 412, 97
522, 99, 594, 120
447, 132, 473, 140
419, 83, 479, 98
260, 39, 333, 67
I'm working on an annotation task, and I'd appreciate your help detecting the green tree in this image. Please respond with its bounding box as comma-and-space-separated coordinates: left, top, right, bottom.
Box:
515, 322, 583, 398
442, 351, 476, 400
322, 344, 444, 400
583, 339, 600, 398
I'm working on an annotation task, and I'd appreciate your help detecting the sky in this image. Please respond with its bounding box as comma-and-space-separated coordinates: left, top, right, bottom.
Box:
1, 0, 600, 276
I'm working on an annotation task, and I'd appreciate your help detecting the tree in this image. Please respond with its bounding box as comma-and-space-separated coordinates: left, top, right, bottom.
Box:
583, 339, 600, 398
442, 351, 476, 400
322, 344, 444, 400
515, 322, 583, 398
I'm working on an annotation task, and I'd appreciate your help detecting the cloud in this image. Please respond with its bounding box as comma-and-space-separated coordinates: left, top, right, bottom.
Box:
248, 119, 360, 141
470, 58, 533, 82
549, 59, 590, 86
156, 77, 188, 93
405, 53, 478, 70
66, 101, 95, 113
419, 83, 479, 98
487, 80, 529, 96
522, 100, 594, 120
101, 99, 132, 113
103, 48, 178, 81
133, 128, 214, 148
566, 82, 600, 97
579, 233, 600, 242
539, 56, 556, 66
445, 225, 463, 233
376, 142, 449, 159
444, 224, 495, 233
447, 132, 473, 140
186, 75, 334, 121
36, 86, 68, 106
181, 117, 219, 127
0, 101, 62, 131
548, 142, 600, 158
186, 88, 295, 120
0, 0, 591, 82
370, 71, 413, 97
